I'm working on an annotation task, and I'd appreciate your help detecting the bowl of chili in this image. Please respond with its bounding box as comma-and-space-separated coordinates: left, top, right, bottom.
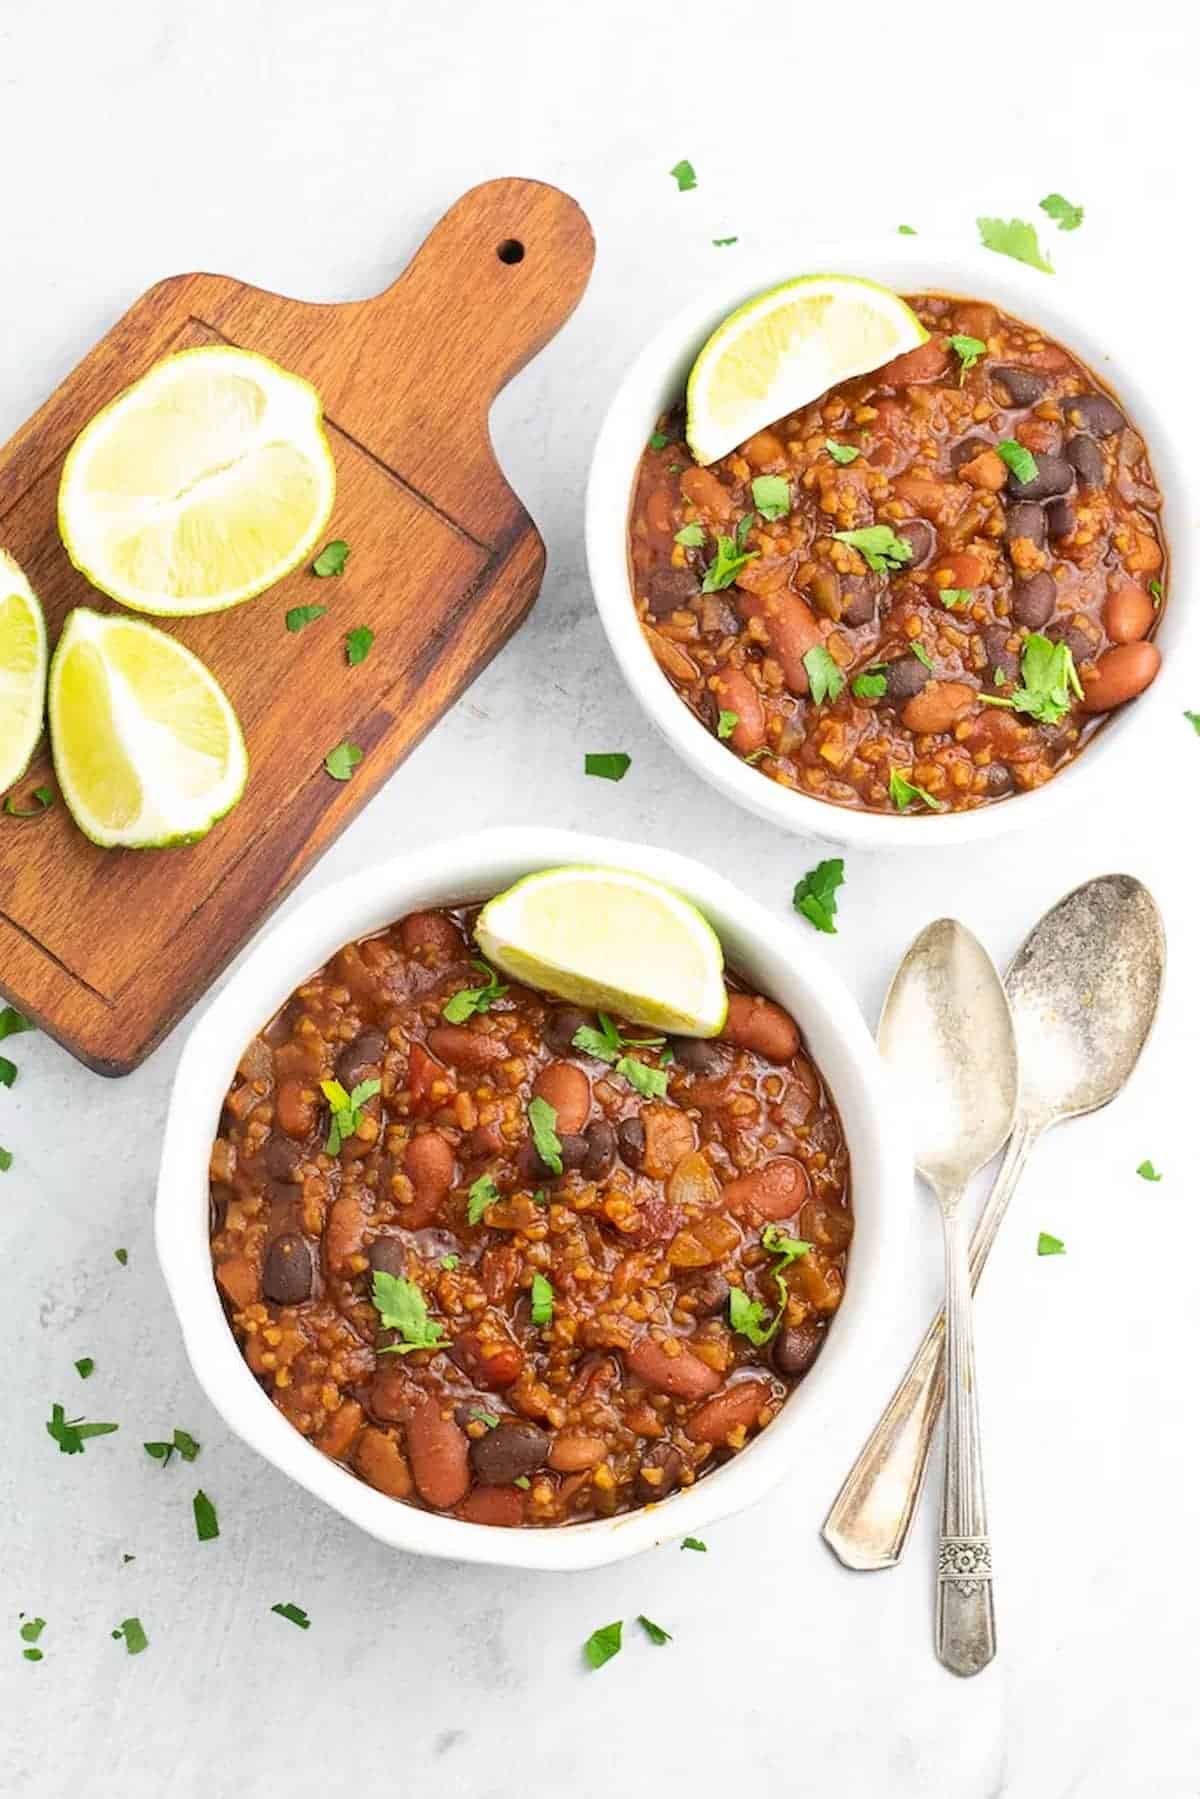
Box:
586, 235, 1184, 846
157, 827, 904, 1569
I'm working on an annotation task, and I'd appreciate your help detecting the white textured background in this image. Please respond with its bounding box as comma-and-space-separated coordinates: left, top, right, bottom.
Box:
1, 4, 1197, 1795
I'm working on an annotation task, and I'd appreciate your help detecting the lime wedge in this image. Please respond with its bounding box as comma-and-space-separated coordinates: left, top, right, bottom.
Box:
58, 346, 336, 617
686, 274, 928, 465
475, 865, 728, 1037
48, 608, 248, 848
0, 550, 48, 795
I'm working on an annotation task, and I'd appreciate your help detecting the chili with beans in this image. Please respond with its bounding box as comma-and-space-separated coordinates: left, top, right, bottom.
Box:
629, 294, 1166, 813
209, 903, 851, 1527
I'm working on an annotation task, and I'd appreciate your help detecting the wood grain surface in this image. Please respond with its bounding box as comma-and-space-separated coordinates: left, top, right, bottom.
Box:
0, 178, 594, 1074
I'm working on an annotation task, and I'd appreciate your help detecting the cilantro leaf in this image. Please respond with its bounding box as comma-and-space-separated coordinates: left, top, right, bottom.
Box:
443, 960, 508, 1023
947, 333, 986, 377
286, 604, 326, 633
466, 1174, 500, 1226
750, 475, 790, 521
312, 540, 349, 577
648, 431, 669, 452
712, 236, 738, 247
372, 1270, 447, 1354
681, 1536, 707, 1551
1040, 192, 1084, 232
46, 1404, 118, 1455
113, 1248, 127, 1266
717, 709, 739, 740
324, 741, 363, 781
112, 1617, 148, 1654
729, 1284, 779, 1345
584, 1621, 623, 1668
701, 524, 758, 592
572, 1014, 624, 1060
792, 857, 845, 935
761, 1225, 812, 1268
1185, 711, 1200, 736
513, 1475, 531, 1489
441, 1254, 459, 1270
674, 522, 706, 547
528, 1095, 562, 1175
889, 769, 943, 813
638, 1615, 672, 1645
0, 1147, 11, 1172
803, 645, 845, 705
1037, 1232, 1065, 1256
530, 1272, 555, 1327
824, 439, 860, 465
3, 785, 54, 817
143, 1427, 199, 1468
996, 439, 1039, 486
1136, 1160, 1163, 1182
669, 160, 697, 192
573, 1015, 668, 1096
831, 525, 913, 572
0, 1007, 33, 1042
20, 1618, 45, 1644
1009, 634, 1082, 725
1149, 579, 1163, 607
74, 1358, 94, 1380
977, 216, 1054, 274
192, 1490, 220, 1541
345, 627, 374, 666
910, 642, 933, 673
852, 669, 887, 699
615, 1055, 669, 1099
897, 224, 917, 235
320, 1076, 380, 1153
0, 1057, 16, 1088
271, 1603, 310, 1629
939, 589, 972, 609
468, 1407, 500, 1428
584, 752, 631, 782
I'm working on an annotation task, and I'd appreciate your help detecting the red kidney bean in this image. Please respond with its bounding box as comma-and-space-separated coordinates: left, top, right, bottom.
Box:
1102, 584, 1156, 644
532, 1061, 591, 1135
738, 591, 824, 695
722, 1157, 809, 1221
457, 1485, 525, 1527
548, 1433, 607, 1473
399, 911, 465, 958
712, 667, 766, 756
324, 1193, 366, 1274
773, 1320, 824, 1378
468, 1420, 550, 1485
626, 1334, 722, 1400
687, 1379, 771, 1445
427, 1025, 508, 1070
452, 1329, 524, 1389
1066, 434, 1105, 488
1061, 392, 1123, 437
262, 1234, 314, 1305
1080, 642, 1161, 713
354, 1427, 413, 1499
1012, 571, 1057, 629
275, 1077, 316, 1141
407, 1396, 471, 1509
721, 993, 800, 1063
901, 680, 976, 736
646, 568, 700, 617
878, 337, 951, 385
400, 1132, 455, 1227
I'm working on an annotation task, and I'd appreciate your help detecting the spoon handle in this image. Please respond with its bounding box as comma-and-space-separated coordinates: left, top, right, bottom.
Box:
822, 1119, 1037, 1570
936, 1195, 995, 1676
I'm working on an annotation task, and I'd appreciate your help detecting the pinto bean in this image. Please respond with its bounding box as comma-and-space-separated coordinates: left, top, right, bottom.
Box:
262, 1233, 315, 1305
457, 1485, 525, 1527
548, 1433, 607, 1473
426, 1025, 508, 1070
324, 1193, 366, 1274
532, 1061, 591, 1135
1061, 392, 1124, 437
878, 337, 952, 385
469, 1420, 550, 1485
404, 1132, 455, 1211
407, 1396, 471, 1509
646, 568, 700, 618
680, 465, 734, 523
1080, 642, 1161, 713
1004, 500, 1047, 550
1012, 572, 1057, 630
687, 1379, 771, 1445
354, 1427, 414, 1500
400, 911, 465, 959
722, 1157, 809, 1221
275, 1077, 316, 1141
1103, 584, 1156, 644
713, 667, 766, 756
721, 992, 800, 1062
1066, 433, 1105, 488
625, 1334, 722, 1400
900, 680, 976, 736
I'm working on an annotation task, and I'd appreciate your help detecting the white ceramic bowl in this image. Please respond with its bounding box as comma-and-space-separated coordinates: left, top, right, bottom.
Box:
157, 827, 905, 1570
586, 235, 1186, 848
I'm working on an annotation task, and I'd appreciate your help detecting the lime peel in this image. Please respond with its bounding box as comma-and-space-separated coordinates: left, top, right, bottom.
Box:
0, 550, 48, 795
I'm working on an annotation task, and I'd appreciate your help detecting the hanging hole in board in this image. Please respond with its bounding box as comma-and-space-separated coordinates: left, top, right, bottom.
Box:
496, 239, 526, 265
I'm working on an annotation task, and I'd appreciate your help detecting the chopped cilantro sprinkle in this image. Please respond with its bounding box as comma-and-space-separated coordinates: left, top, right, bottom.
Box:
729, 1284, 779, 1346
113, 1248, 128, 1266
112, 1616, 148, 1655
345, 626, 374, 666
46, 1404, 118, 1455
193, 1490, 220, 1541
792, 857, 845, 935
1037, 1232, 1065, 1256
372, 1270, 447, 1354
674, 522, 706, 547
1136, 1160, 1163, 1182
803, 645, 845, 705
897, 224, 917, 235
467, 1174, 500, 1226
717, 709, 739, 740
323, 741, 363, 781
1040, 192, 1084, 232
0, 1006, 32, 1041
831, 525, 912, 572
852, 669, 887, 699
648, 431, 669, 452
3, 785, 54, 817
530, 1272, 555, 1327
312, 540, 349, 577
584, 1621, 623, 1668
1185, 711, 1200, 736
584, 752, 631, 782
74, 1358, 94, 1380
528, 1096, 563, 1174
701, 519, 758, 591
750, 474, 790, 521
889, 768, 943, 813
271, 1602, 311, 1629
712, 236, 738, 247
939, 589, 972, 609
285, 604, 326, 633
996, 439, 1039, 486
19, 1618, 45, 1644
977, 216, 1054, 274
443, 960, 508, 1023
681, 1536, 707, 1551
669, 160, 697, 192
824, 439, 860, 465
638, 1615, 672, 1645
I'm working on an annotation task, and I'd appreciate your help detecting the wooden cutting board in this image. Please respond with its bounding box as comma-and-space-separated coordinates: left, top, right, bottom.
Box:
0, 178, 594, 1075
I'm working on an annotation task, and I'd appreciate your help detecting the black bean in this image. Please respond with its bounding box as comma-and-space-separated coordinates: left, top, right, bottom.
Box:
617, 1116, 645, 1170
668, 1036, 724, 1074
646, 568, 700, 618
986, 763, 1015, 797
1012, 572, 1057, 630
883, 655, 930, 703
544, 1006, 595, 1057
635, 1443, 684, 1504
367, 1236, 408, 1278
262, 1233, 315, 1305
773, 1320, 824, 1379
895, 518, 936, 568
1004, 501, 1047, 550
1060, 392, 1123, 438
992, 366, 1048, 408
1066, 433, 1105, 489
262, 1135, 304, 1181
335, 1030, 386, 1091
1006, 453, 1073, 502
581, 1119, 617, 1181
469, 1420, 550, 1486
949, 435, 993, 473
982, 625, 1019, 686
557, 1133, 589, 1172
516, 1138, 553, 1182
684, 1269, 731, 1317
1051, 623, 1100, 668
1045, 498, 1075, 540
839, 576, 880, 628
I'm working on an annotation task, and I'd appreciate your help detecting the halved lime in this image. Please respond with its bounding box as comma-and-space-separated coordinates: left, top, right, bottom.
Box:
48, 608, 248, 848
0, 550, 48, 795
686, 274, 928, 465
475, 865, 728, 1037
58, 346, 336, 617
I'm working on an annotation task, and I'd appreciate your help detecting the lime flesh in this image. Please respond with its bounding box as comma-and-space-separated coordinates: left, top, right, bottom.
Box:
0, 550, 48, 795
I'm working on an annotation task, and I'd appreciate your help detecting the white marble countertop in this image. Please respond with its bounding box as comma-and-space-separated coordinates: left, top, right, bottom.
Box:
2, 3, 1198, 1794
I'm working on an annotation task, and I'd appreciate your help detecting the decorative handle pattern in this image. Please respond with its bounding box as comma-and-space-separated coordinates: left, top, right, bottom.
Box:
935, 1199, 995, 1676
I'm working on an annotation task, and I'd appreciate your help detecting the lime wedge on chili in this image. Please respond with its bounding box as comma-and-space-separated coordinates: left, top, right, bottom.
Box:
58, 346, 335, 617
48, 607, 247, 848
686, 274, 927, 465
475, 866, 727, 1037
0, 551, 48, 796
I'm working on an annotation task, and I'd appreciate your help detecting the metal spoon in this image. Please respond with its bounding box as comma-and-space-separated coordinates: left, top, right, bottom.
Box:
874, 919, 1018, 1677
824, 875, 1165, 1576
